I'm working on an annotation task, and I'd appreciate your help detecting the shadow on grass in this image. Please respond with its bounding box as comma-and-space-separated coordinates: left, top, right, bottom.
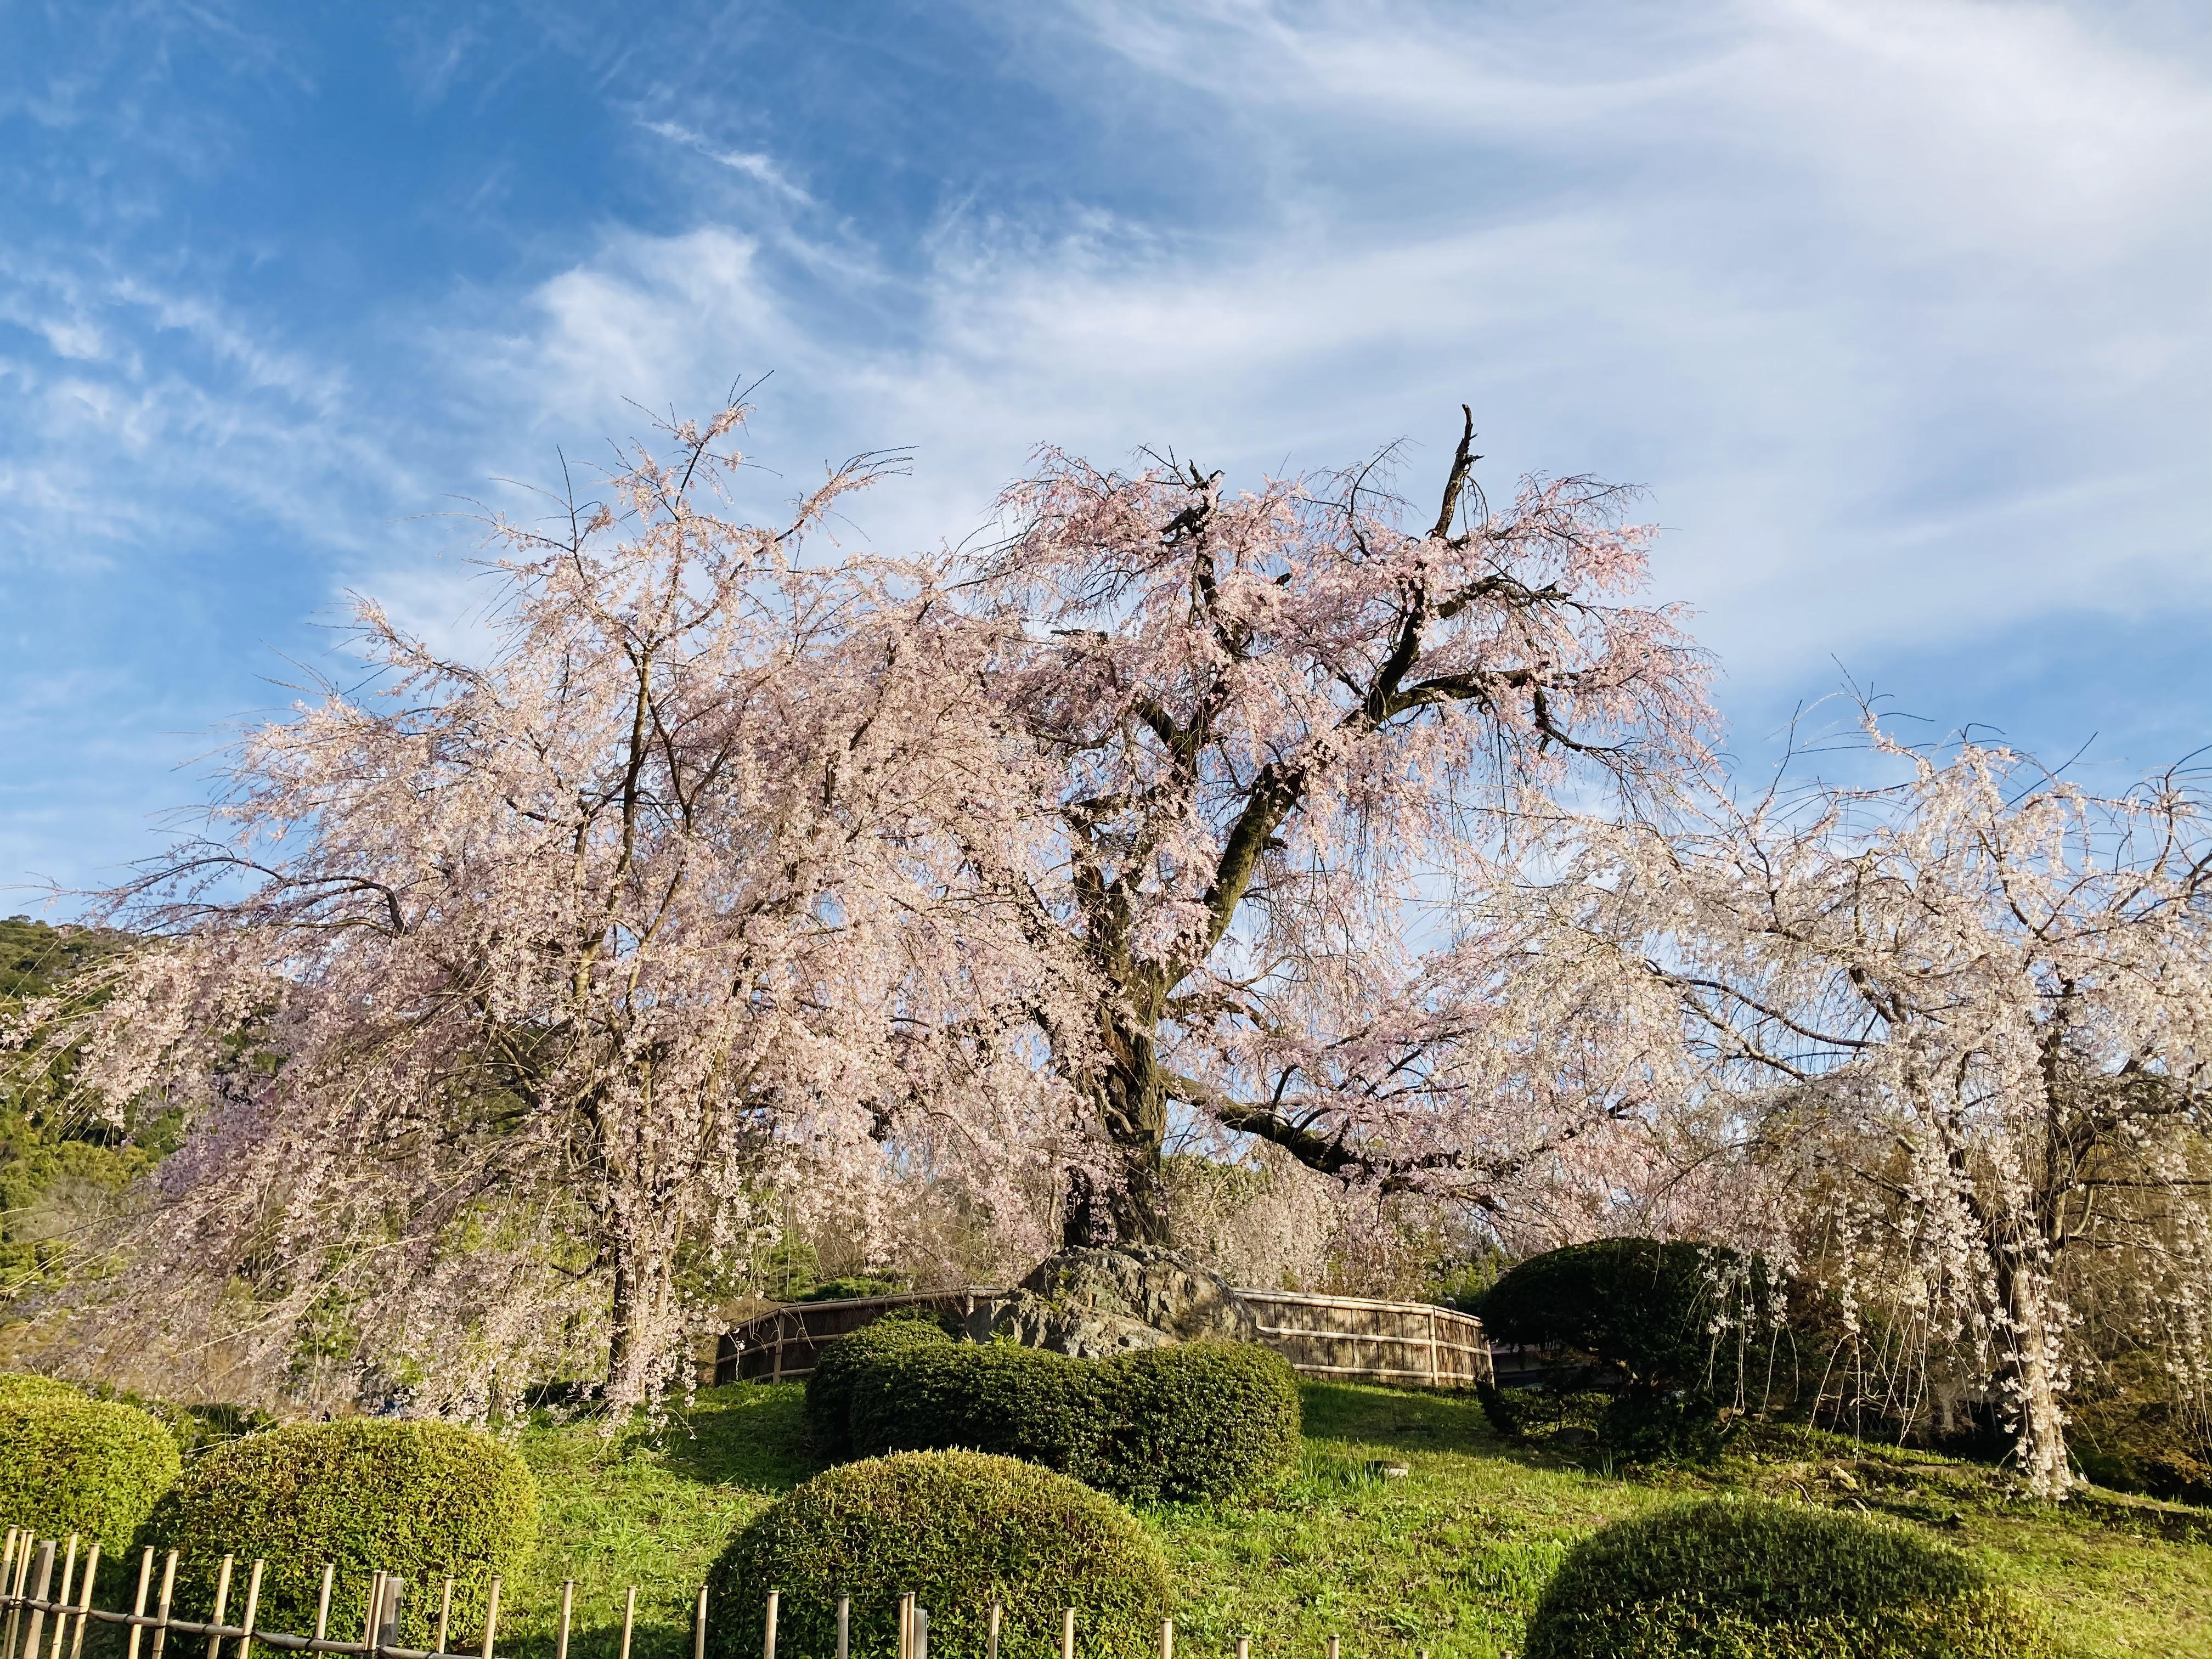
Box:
1297, 1380, 1504, 1454
646, 1382, 819, 1491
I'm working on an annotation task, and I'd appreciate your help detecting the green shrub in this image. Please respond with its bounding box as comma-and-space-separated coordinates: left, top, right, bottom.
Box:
1596, 1391, 1728, 1465
0, 1392, 182, 1551
144, 1419, 537, 1646
706, 1451, 1170, 1659
1475, 1382, 1547, 1439
2068, 1350, 2212, 1504
1473, 1239, 1775, 1392
1100, 1342, 1302, 1500
805, 1318, 958, 1458
833, 1335, 1300, 1503
1523, 1497, 2049, 1659
0, 1372, 81, 1403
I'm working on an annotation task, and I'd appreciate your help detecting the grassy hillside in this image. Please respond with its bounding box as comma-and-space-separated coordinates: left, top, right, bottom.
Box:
503, 1382, 2212, 1659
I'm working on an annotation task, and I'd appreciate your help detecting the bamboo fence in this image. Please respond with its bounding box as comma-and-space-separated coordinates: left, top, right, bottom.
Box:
0, 1532, 1420, 1659
715, 1290, 1492, 1391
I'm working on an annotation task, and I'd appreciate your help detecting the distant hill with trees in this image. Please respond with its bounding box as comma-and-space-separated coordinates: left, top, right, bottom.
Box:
0, 916, 170, 1291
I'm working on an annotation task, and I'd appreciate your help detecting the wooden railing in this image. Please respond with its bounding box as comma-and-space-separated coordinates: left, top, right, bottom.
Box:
715, 1287, 1490, 1389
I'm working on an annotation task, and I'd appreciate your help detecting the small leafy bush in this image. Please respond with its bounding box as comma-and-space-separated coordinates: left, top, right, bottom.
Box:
0, 1391, 182, 1551
1597, 1391, 1728, 1465
1103, 1342, 1302, 1498
0, 1372, 81, 1403
706, 1451, 1170, 1659
1475, 1382, 1547, 1439
1523, 1497, 2049, 1659
1473, 1238, 1776, 1392
144, 1419, 537, 1646
805, 1317, 960, 1458
2069, 1350, 2212, 1504
826, 1332, 1300, 1502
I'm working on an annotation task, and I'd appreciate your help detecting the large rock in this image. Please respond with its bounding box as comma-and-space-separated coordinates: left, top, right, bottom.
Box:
963, 1246, 1260, 1358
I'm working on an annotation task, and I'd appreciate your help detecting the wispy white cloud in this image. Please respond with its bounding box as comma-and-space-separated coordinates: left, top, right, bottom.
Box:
456, 0, 2207, 699
642, 120, 816, 205
5, 0, 2208, 899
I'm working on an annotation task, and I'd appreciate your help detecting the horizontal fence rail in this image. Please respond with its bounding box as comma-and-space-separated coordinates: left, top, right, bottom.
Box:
0, 1532, 1437, 1659
714, 1288, 1491, 1390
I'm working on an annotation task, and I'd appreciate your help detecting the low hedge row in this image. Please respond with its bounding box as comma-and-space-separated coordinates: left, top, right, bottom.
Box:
707, 1451, 1170, 1659
0, 1386, 182, 1552
144, 1420, 538, 1647
1524, 1497, 2049, 1658
811, 1325, 1300, 1503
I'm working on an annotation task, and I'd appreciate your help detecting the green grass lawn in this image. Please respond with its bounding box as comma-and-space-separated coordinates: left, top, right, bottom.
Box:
505, 1383, 2212, 1659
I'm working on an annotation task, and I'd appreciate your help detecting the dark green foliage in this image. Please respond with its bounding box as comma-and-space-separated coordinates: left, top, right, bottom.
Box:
0, 1390, 182, 1551
1475, 1382, 1546, 1438
144, 1419, 537, 1646
795, 1276, 911, 1304
822, 1332, 1300, 1503
804, 1318, 958, 1459
1472, 1238, 1775, 1393
1523, 1497, 2048, 1659
1101, 1342, 1303, 1498
1596, 1392, 1727, 1465
705, 1451, 1171, 1659
2069, 1351, 2212, 1503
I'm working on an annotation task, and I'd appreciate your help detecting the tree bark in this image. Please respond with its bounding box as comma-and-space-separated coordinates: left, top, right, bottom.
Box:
1993, 1236, 2073, 1496
1064, 1011, 1172, 1246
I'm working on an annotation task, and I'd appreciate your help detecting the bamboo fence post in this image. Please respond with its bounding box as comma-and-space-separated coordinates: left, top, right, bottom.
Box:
763, 1592, 778, 1659
313, 1567, 334, 1646
48, 1536, 78, 1659
477, 1579, 501, 1659
435, 1581, 453, 1658
148, 1550, 178, 1659
691, 1586, 706, 1659
364, 1576, 385, 1656
554, 1583, 573, 1659
835, 1598, 849, 1659
1327, 1639, 1338, 1659
67, 1545, 99, 1659
20, 1539, 56, 1659
235, 1562, 263, 1659
985, 1605, 998, 1659
894, 1595, 908, 1659
617, 1589, 635, 1659
1059, 1609, 1074, 1659
2, 1532, 19, 1659
207, 1556, 235, 1659
125, 1549, 154, 1659
1235, 1638, 1250, 1659
3, 1530, 31, 1659
1158, 1621, 1172, 1659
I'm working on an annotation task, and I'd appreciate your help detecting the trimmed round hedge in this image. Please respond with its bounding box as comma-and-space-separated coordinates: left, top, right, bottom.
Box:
707, 1451, 1170, 1659
805, 1317, 962, 1459
824, 1331, 1300, 1503
144, 1420, 537, 1646
0, 1391, 181, 1552
1523, 1498, 2048, 1659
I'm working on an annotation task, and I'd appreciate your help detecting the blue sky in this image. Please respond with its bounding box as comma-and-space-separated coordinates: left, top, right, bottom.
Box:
3, 0, 2208, 903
